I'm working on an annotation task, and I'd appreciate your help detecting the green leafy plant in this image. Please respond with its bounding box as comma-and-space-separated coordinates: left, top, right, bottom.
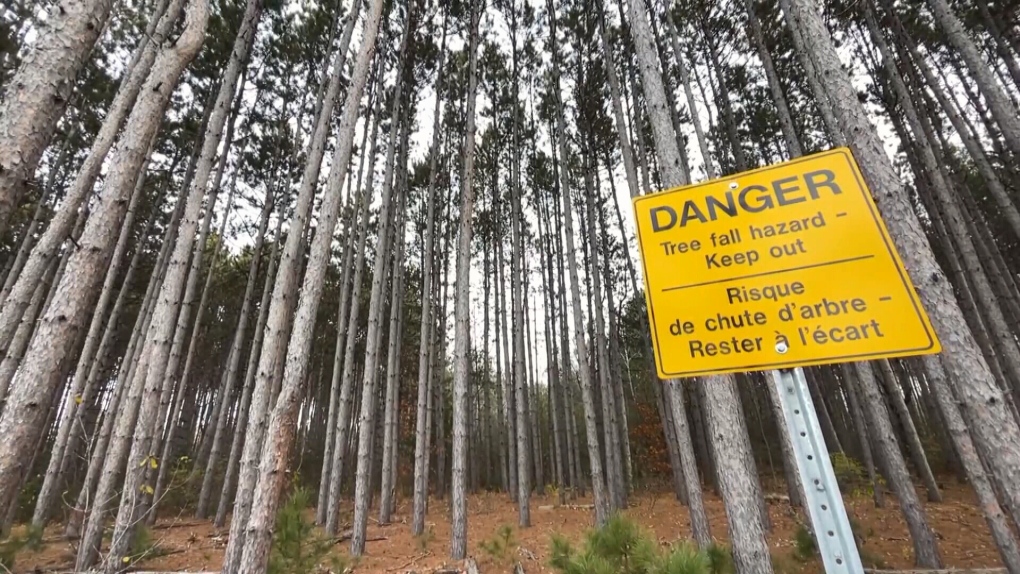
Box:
792, 524, 817, 561
478, 524, 515, 564
705, 543, 733, 574
654, 543, 710, 574
549, 515, 716, 574
770, 552, 801, 574
157, 455, 201, 514
268, 487, 344, 574
858, 547, 888, 570
0, 523, 48, 571
545, 484, 560, 501
830, 453, 880, 496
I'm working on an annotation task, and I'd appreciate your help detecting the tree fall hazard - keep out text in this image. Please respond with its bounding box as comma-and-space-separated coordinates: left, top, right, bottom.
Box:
632, 148, 940, 379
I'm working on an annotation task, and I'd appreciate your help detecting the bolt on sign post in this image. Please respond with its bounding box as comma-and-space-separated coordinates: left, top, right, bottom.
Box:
632, 148, 942, 573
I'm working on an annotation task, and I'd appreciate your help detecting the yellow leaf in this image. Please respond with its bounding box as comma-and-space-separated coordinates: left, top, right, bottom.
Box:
122, 557, 131, 563
140, 484, 154, 495
149, 457, 158, 469
74, 395, 82, 405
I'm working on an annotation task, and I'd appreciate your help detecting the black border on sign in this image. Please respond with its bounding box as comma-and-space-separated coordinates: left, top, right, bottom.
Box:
632, 147, 939, 379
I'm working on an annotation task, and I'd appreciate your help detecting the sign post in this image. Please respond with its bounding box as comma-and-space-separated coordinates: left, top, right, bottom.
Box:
772, 367, 863, 573
631, 148, 942, 572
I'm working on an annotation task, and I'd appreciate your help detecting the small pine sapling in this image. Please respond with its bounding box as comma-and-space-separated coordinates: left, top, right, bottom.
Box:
268, 487, 344, 574
479, 524, 516, 564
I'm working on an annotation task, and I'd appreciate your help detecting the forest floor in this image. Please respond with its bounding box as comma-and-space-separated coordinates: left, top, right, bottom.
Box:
9, 481, 1003, 574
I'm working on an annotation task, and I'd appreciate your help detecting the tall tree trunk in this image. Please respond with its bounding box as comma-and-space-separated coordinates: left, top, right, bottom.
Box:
30, 151, 158, 527
547, 0, 609, 526
103, 1, 258, 564
924, 0, 1020, 159
65, 167, 186, 541
221, 0, 365, 562
215, 208, 284, 529
232, 1, 384, 569
840, 364, 884, 507
351, 46, 414, 553
450, 0, 481, 559
0, 0, 117, 233
661, 4, 715, 178
410, 7, 448, 537
922, 355, 1020, 571
852, 363, 942, 567
315, 145, 369, 525
0, 0, 210, 534
627, 0, 771, 567
151, 180, 238, 522
378, 212, 406, 524
196, 188, 275, 518
324, 66, 383, 535
876, 360, 940, 502
0, 0, 186, 357
741, 0, 802, 156
784, 0, 1020, 540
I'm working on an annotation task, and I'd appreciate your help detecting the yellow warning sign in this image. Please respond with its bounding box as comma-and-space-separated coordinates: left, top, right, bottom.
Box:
633, 148, 941, 379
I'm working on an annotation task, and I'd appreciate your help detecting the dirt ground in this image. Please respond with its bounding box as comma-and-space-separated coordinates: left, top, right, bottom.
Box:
10, 482, 1004, 573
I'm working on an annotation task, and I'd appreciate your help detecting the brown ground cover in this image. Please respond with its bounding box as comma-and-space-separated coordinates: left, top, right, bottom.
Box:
9, 482, 1002, 573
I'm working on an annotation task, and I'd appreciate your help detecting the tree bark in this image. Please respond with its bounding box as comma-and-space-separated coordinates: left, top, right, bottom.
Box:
783, 0, 1020, 542
0, 0, 185, 358
30, 150, 159, 528
547, 0, 609, 526
221, 0, 365, 562
450, 0, 481, 559
233, 1, 384, 569
661, 4, 715, 178
215, 207, 284, 529
0, 0, 117, 233
411, 10, 447, 535
924, 0, 1020, 159
195, 188, 274, 518
324, 66, 383, 535
741, 0, 803, 157
0, 0, 209, 539
840, 364, 885, 508
922, 355, 1020, 572
876, 360, 940, 502
102, 1, 257, 564
378, 212, 407, 524
851, 363, 942, 567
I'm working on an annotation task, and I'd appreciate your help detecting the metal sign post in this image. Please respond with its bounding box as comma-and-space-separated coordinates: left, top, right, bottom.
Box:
772, 367, 863, 573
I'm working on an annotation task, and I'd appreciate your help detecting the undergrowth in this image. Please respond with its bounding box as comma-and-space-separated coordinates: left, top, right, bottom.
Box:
268, 487, 345, 574
830, 453, 883, 497
792, 524, 816, 561
549, 514, 733, 574
478, 524, 515, 564
0, 524, 43, 571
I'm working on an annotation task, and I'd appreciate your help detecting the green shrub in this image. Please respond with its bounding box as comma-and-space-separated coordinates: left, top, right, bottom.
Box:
770, 552, 801, 574
0, 523, 45, 571
859, 547, 887, 570
550, 515, 716, 574
268, 487, 344, 574
705, 543, 733, 574
830, 453, 883, 497
157, 455, 201, 514
830, 453, 866, 488
654, 544, 710, 574
792, 524, 816, 561
478, 524, 515, 564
